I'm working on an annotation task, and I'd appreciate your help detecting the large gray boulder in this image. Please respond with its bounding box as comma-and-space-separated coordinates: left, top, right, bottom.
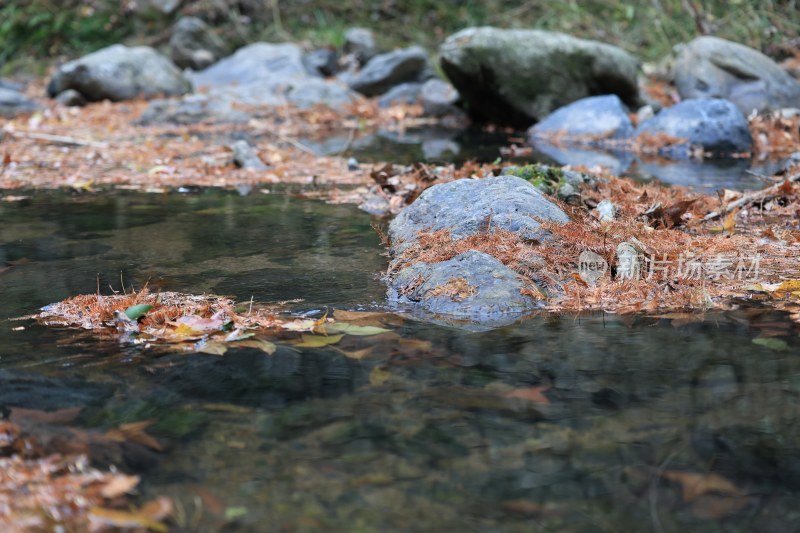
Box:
189, 42, 307, 88
144, 42, 360, 124
0, 87, 40, 117
347, 46, 431, 96
528, 94, 634, 143
673, 36, 800, 114
47, 45, 190, 102
634, 98, 752, 158
169, 17, 228, 70
388, 175, 570, 251
388, 250, 542, 323
439, 27, 641, 126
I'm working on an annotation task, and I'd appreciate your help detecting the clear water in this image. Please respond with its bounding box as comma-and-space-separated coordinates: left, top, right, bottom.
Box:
2, 190, 799, 531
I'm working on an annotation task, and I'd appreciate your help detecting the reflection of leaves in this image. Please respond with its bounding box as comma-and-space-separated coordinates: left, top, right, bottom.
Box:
752, 337, 788, 352
293, 334, 344, 348
324, 323, 391, 336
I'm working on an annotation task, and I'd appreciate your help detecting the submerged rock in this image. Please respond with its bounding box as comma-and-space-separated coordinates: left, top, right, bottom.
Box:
388, 250, 542, 321
673, 36, 800, 114
47, 45, 190, 102
528, 94, 634, 143
388, 174, 570, 250
634, 98, 752, 158
439, 27, 640, 126
347, 46, 431, 96
169, 16, 228, 70
0, 87, 40, 117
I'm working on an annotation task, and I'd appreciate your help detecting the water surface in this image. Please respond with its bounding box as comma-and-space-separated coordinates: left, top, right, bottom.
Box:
1, 190, 799, 531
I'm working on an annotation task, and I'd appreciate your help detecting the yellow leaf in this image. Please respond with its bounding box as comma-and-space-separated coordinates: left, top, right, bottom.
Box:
775, 280, 800, 294
722, 208, 739, 234
369, 366, 390, 386
293, 334, 344, 348
324, 323, 391, 336
197, 340, 228, 355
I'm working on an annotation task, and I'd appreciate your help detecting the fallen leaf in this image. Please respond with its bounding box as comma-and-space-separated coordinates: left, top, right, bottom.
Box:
369, 366, 391, 386
504, 386, 550, 404
89, 506, 168, 532
99, 474, 140, 499
324, 322, 391, 336
197, 340, 228, 355
105, 421, 162, 451
661, 470, 743, 502
292, 333, 344, 348
281, 319, 318, 332
231, 338, 277, 354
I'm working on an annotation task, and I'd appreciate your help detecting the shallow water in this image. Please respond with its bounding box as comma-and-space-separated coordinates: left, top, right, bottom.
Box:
2, 190, 800, 531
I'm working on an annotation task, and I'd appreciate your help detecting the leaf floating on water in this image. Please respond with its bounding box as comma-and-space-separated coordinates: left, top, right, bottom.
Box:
99, 474, 140, 499
175, 314, 225, 334
281, 319, 319, 332
293, 334, 344, 348
324, 322, 391, 336
198, 340, 228, 356
124, 303, 153, 320
231, 339, 277, 355
752, 337, 789, 351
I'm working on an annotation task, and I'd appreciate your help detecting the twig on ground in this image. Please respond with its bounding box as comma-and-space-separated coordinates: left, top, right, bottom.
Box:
8, 130, 109, 149
704, 171, 800, 221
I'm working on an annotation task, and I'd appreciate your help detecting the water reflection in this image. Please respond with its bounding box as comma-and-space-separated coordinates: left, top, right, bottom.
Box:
1, 192, 799, 531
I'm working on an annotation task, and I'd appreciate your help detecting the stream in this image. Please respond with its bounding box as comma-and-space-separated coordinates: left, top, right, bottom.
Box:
1, 179, 799, 530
